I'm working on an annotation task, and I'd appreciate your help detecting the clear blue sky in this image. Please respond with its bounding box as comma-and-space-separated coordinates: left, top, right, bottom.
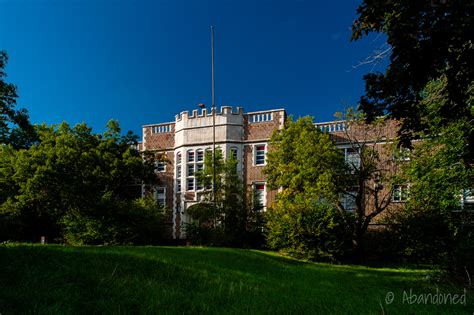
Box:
1, 0, 387, 136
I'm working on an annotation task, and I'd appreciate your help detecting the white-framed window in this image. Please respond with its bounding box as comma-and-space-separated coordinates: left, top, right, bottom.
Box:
155, 160, 166, 172
152, 124, 172, 134
462, 188, 474, 204
176, 152, 182, 165
187, 150, 195, 163
187, 164, 194, 177
196, 179, 204, 191
254, 144, 266, 166
196, 150, 204, 162
176, 165, 182, 178
345, 148, 360, 170
186, 178, 194, 191
392, 184, 409, 202
249, 113, 273, 123
155, 186, 166, 205
253, 182, 266, 211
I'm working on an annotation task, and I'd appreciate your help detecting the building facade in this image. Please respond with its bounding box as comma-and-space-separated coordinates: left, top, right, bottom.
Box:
141, 106, 285, 239
141, 106, 473, 239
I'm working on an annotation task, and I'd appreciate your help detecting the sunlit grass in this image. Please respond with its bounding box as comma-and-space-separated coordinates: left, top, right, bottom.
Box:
0, 244, 472, 314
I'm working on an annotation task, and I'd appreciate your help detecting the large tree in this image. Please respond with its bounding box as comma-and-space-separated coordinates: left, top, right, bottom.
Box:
352, 0, 473, 162
263, 117, 351, 260
335, 110, 400, 253
0, 120, 162, 244
0, 51, 36, 148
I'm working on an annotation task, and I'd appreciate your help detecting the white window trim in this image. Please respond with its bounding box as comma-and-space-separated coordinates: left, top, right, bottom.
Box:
253, 143, 267, 166
253, 182, 267, 212
155, 186, 166, 206
392, 184, 410, 203
155, 160, 166, 173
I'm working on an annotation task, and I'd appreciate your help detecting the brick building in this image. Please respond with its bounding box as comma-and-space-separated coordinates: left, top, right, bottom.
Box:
141, 106, 285, 239
141, 106, 473, 239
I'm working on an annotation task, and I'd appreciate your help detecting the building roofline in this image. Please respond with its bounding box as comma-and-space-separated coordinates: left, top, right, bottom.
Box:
142, 121, 175, 128
244, 108, 286, 115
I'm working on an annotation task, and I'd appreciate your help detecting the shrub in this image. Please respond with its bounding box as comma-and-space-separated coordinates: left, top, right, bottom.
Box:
265, 197, 352, 262
61, 196, 166, 245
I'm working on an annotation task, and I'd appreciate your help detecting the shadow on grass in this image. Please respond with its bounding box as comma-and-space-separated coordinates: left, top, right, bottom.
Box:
0, 245, 471, 315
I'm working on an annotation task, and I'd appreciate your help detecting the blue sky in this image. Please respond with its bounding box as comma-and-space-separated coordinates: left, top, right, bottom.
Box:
1, 0, 387, 136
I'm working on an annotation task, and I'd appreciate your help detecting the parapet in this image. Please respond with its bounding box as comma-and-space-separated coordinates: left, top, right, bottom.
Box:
175, 106, 244, 121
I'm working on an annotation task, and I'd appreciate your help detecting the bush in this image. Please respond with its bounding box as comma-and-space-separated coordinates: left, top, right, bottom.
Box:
61, 196, 166, 245
265, 197, 352, 262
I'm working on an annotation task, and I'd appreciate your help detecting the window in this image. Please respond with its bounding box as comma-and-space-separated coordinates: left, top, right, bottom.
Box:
254, 144, 266, 165
187, 164, 194, 177
187, 150, 194, 162
155, 187, 166, 205
155, 160, 166, 172
176, 152, 182, 165
463, 188, 474, 203
186, 178, 194, 191
392, 185, 409, 202
176, 165, 181, 178
196, 179, 204, 191
183, 148, 209, 192
345, 148, 360, 170
341, 190, 357, 211
152, 124, 172, 134
249, 113, 273, 123
254, 183, 266, 211
196, 150, 204, 162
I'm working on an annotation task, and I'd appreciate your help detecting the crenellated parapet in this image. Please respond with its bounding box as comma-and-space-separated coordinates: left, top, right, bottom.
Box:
175, 106, 244, 121
174, 106, 244, 147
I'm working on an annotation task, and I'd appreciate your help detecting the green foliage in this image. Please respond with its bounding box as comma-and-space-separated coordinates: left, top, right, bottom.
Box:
0, 50, 37, 148
187, 149, 248, 246
352, 1, 474, 162
0, 121, 162, 244
61, 196, 166, 245
265, 196, 351, 261
263, 117, 350, 260
264, 116, 344, 203
385, 78, 474, 271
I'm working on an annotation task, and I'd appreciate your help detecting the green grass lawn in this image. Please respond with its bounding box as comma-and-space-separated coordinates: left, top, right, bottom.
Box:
0, 244, 472, 314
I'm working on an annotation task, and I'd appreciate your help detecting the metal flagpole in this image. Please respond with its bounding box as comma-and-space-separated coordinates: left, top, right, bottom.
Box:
211, 26, 217, 226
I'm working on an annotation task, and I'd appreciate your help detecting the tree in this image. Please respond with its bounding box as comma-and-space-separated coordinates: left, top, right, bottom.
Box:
390, 78, 474, 269
0, 51, 36, 148
352, 1, 474, 162
187, 149, 247, 246
0, 120, 162, 244
334, 110, 400, 254
263, 117, 351, 260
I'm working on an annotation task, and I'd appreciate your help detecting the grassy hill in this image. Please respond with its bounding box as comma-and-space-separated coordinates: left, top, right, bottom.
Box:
0, 244, 471, 314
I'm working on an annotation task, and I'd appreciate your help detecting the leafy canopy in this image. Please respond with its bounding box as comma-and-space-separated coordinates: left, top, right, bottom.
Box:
352, 0, 473, 161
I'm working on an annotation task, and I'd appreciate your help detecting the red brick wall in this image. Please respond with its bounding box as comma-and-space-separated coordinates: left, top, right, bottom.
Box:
143, 124, 175, 150
243, 111, 284, 141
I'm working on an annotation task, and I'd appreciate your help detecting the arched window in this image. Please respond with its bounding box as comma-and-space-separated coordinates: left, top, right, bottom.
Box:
176, 152, 182, 165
